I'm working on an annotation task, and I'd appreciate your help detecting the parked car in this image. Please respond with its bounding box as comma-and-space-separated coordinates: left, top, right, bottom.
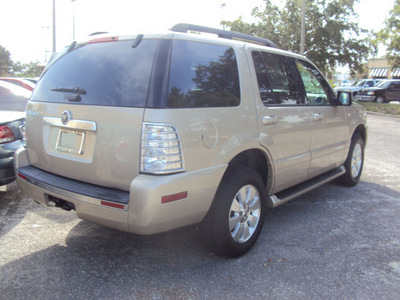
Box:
0, 80, 30, 111
0, 77, 36, 91
15, 24, 367, 257
335, 79, 380, 98
355, 79, 400, 103
0, 111, 25, 186
24, 78, 39, 85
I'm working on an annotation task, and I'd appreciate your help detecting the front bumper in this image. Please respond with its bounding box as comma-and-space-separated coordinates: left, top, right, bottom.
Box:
355, 95, 375, 102
15, 148, 226, 235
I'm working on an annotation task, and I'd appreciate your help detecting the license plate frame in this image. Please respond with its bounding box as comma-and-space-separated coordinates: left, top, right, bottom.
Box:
55, 129, 85, 155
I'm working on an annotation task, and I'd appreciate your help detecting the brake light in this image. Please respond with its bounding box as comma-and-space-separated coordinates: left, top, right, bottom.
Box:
141, 123, 185, 174
0, 125, 15, 144
88, 36, 119, 44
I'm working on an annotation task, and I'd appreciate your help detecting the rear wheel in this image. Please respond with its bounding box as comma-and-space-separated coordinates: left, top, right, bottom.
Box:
339, 135, 365, 187
200, 168, 266, 257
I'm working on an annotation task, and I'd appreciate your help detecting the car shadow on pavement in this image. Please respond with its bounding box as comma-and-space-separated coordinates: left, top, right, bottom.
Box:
0, 182, 77, 239
1, 180, 400, 299
0, 220, 227, 299
0, 182, 31, 238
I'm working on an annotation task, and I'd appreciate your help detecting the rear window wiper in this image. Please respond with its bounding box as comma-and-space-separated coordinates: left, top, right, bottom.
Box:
51, 87, 87, 102
51, 87, 87, 95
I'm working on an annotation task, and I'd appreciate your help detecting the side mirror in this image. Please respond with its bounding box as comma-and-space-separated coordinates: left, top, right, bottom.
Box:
337, 91, 352, 106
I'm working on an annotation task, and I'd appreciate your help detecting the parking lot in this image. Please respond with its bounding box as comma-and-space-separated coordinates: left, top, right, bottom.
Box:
0, 113, 399, 300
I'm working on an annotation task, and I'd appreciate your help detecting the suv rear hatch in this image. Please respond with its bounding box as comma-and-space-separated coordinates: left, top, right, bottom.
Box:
25, 36, 159, 191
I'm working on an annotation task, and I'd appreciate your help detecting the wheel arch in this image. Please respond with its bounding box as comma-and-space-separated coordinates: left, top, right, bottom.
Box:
222, 148, 273, 193
352, 124, 367, 145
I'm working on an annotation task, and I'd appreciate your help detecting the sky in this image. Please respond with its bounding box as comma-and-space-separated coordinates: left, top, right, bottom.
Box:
0, 0, 396, 64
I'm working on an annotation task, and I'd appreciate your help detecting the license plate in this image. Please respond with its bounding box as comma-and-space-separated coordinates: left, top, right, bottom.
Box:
55, 129, 85, 155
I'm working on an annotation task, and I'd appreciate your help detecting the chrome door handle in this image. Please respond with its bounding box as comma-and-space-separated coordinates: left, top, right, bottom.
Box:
263, 115, 278, 125
313, 113, 324, 121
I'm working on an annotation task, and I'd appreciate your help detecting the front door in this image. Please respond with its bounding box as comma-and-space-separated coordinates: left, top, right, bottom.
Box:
386, 81, 400, 101
295, 60, 348, 178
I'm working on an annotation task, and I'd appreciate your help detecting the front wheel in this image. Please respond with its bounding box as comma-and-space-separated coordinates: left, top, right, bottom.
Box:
200, 168, 266, 257
339, 135, 365, 187
375, 95, 385, 104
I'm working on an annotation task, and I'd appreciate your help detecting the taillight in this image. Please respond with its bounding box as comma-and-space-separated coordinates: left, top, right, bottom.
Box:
19, 124, 26, 141
0, 125, 15, 144
140, 123, 185, 174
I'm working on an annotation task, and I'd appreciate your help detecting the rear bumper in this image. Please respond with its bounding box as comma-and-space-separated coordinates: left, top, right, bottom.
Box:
0, 139, 24, 186
0, 156, 15, 186
15, 148, 226, 234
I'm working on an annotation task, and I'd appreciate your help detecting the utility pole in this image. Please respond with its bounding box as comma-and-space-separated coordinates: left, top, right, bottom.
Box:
52, 0, 56, 53
300, 0, 305, 55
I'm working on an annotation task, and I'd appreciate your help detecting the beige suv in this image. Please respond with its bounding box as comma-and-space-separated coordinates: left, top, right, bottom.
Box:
16, 24, 367, 257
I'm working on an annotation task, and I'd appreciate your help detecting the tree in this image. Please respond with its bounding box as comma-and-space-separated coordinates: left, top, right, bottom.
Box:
0, 45, 43, 78
375, 0, 400, 67
221, 0, 370, 76
11, 61, 43, 78
0, 45, 13, 76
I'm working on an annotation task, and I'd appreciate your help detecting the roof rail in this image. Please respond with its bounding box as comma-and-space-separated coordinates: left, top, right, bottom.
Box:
171, 23, 278, 48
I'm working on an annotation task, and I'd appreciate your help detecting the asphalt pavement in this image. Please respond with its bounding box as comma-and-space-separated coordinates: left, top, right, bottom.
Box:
0, 113, 399, 300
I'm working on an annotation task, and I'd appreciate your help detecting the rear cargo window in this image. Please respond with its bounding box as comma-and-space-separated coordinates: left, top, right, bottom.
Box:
167, 40, 240, 108
32, 39, 158, 107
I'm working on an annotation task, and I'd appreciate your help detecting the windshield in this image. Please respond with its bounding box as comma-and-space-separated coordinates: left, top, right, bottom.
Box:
32, 39, 158, 107
352, 80, 365, 87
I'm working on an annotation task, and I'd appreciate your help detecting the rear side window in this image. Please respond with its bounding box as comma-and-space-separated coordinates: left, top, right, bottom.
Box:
252, 51, 302, 105
167, 40, 240, 108
32, 40, 158, 107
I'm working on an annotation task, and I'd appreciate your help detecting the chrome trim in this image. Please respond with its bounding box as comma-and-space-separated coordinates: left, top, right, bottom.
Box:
262, 115, 278, 125
310, 141, 346, 156
55, 129, 85, 155
276, 151, 310, 164
43, 117, 97, 131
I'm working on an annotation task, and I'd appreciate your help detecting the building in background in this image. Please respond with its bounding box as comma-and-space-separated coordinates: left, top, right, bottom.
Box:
367, 58, 400, 79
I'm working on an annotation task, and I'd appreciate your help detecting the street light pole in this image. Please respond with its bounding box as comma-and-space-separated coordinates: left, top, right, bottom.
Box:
72, 0, 76, 40
300, 0, 305, 55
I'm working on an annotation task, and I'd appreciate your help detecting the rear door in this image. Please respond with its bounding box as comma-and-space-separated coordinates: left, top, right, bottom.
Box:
26, 37, 158, 190
249, 49, 313, 193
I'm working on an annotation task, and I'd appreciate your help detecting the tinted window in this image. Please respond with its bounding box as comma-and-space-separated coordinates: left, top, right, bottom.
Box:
167, 40, 240, 108
32, 40, 158, 107
296, 60, 331, 105
252, 52, 274, 105
252, 51, 302, 105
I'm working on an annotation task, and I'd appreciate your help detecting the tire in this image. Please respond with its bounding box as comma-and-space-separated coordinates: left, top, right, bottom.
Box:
375, 96, 385, 104
200, 167, 266, 257
339, 135, 365, 187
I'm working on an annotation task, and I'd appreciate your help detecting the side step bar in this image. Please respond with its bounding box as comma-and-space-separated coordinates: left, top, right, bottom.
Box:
268, 166, 346, 208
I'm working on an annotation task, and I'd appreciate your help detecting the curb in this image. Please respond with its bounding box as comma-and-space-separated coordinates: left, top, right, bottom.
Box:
367, 111, 400, 119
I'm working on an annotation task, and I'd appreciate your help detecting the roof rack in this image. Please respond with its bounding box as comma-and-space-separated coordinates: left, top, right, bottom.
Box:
171, 23, 278, 48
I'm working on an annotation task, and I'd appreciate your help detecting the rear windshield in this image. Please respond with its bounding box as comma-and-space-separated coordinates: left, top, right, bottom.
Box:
32, 39, 158, 107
